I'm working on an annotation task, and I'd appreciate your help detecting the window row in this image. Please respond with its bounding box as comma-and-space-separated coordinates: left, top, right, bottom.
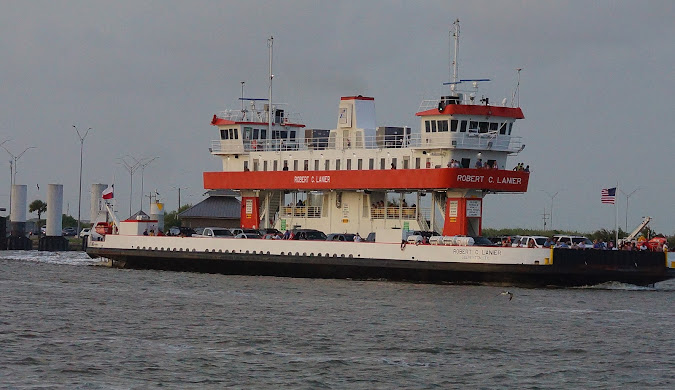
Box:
220, 127, 300, 141
425, 120, 513, 135
243, 156, 493, 171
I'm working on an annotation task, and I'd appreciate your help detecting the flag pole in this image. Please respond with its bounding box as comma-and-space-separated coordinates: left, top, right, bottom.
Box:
615, 182, 619, 246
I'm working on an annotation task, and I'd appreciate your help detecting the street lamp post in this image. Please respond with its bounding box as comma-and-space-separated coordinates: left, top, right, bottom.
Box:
1, 143, 37, 217
620, 187, 641, 232
138, 157, 158, 211
119, 156, 142, 218
73, 125, 92, 236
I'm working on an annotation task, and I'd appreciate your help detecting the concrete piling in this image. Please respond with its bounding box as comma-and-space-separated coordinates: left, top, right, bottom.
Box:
39, 184, 68, 251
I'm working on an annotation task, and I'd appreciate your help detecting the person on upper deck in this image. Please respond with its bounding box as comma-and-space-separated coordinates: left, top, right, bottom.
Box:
474, 159, 483, 169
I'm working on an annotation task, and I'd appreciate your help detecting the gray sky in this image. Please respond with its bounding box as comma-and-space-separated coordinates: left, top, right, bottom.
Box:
1, 1, 674, 234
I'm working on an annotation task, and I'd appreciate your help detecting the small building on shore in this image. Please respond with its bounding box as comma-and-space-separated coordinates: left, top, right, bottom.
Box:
178, 189, 241, 228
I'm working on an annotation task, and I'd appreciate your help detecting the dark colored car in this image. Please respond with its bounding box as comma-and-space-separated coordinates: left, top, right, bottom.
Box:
259, 228, 281, 236
411, 230, 441, 239
291, 229, 327, 240
471, 236, 498, 247
62, 227, 77, 236
169, 226, 196, 236
326, 233, 356, 242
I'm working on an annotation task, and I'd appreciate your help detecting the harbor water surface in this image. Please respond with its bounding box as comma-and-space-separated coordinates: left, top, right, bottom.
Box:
1, 251, 673, 389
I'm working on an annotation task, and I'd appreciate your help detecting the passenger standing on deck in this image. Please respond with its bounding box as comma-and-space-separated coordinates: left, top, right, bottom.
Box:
474, 159, 482, 169
543, 237, 553, 248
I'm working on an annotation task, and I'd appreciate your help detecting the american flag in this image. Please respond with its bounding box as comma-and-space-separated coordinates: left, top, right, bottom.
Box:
601, 187, 616, 204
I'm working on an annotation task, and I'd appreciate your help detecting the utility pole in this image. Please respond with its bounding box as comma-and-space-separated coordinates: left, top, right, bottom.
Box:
540, 189, 560, 231
541, 208, 550, 231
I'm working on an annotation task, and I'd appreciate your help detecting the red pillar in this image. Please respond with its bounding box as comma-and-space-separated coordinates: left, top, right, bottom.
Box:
442, 197, 482, 236
240, 197, 260, 229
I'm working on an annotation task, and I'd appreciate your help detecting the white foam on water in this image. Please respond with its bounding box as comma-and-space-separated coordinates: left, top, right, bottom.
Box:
0, 250, 100, 266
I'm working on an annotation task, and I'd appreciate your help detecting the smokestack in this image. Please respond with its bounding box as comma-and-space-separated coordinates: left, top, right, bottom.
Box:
90, 183, 107, 224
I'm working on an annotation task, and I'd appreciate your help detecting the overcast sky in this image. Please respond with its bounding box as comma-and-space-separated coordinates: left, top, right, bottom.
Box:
1, 1, 673, 234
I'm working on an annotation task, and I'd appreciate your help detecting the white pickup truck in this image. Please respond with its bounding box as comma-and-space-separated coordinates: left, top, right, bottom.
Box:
192, 227, 235, 238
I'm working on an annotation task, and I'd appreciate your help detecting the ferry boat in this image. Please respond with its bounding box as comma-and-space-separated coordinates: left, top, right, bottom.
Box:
86, 23, 675, 287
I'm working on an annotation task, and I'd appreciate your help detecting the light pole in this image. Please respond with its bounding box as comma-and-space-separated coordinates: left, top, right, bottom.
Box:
1, 144, 37, 217
118, 157, 142, 218
73, 125, 92, 236
540, 189, 560, 231
620, 187, 641, 232
138, 157, 158, 211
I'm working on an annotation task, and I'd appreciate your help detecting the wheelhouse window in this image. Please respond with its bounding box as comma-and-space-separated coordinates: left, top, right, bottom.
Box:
460, 120, 467, 132
490, 123, 498, 132
499, 123, 507, 135
425, 121, 431, 132
450, 120, 458, 132
438, 120, 448, 132
220, 129, 228, 140
469, 121, 478, 132
431, 121, 437, 133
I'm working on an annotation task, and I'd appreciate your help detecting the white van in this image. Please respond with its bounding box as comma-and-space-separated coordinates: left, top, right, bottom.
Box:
553, 235, 593, 248
512, 236, 548, 248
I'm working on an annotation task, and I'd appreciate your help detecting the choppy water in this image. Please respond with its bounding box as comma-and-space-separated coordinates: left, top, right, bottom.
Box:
1, 251, 673, 389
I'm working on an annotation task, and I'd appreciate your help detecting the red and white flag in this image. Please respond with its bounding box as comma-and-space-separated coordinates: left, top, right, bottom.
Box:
102, 185, 114, 199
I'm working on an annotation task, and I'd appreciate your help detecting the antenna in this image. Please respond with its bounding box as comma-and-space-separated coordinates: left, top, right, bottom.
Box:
240, 81, 245, 115
450, 19, 460, 93
268, 36, 274, 136
510, 68, 522, 107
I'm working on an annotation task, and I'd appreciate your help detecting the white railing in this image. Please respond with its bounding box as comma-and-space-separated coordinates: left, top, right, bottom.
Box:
370, 206, 418, 220
210, 133, 522, 154
215, 105, 303, 125
280, 205, 322, 218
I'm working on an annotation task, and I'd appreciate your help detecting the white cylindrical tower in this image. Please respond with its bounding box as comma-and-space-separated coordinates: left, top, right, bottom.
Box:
10, 184, 27, 237
90, 183, 107, 223
46, 184, 63, 236
150, 201, 165, 231
10, 185, 27, 223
